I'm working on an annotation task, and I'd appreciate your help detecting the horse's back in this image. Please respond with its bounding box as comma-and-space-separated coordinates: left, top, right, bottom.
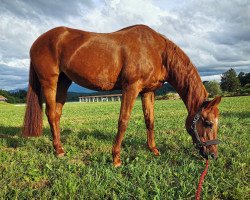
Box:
30, 25, 167, 91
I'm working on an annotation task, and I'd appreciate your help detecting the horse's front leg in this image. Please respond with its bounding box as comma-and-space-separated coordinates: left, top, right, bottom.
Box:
141, 91, 160, 156
112, 84, 140, 167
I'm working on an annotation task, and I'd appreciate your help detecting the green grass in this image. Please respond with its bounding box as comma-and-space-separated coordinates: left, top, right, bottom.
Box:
0, 96, 249, 199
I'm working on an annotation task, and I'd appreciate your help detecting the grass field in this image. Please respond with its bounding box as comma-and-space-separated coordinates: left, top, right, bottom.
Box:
0, 96, 249, 199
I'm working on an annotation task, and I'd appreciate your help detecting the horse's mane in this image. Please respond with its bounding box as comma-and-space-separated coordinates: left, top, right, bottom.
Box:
161, 36, 208, 116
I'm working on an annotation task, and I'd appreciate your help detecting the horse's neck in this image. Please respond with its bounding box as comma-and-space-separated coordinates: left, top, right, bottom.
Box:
165, 41, 208, 124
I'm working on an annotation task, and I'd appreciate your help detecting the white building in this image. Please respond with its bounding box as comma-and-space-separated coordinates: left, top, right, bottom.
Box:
0, 95, 7, 102
79, 94, 122, 102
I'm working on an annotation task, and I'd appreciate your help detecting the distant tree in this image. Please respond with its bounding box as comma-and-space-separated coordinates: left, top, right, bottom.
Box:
238, 72, 250, 86
12, 90, 27, 102
203, 81, 222, 97
220, 68, 241, 92
0, 89, 27, 104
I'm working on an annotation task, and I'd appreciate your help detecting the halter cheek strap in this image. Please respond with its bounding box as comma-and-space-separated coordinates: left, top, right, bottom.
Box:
191, 101, 221, 148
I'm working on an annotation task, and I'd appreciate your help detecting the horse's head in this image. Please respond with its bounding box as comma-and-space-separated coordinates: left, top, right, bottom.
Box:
191, 96, 222, 160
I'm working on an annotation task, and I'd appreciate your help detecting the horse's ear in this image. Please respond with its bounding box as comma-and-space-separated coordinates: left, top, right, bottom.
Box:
206, 96, 222, 108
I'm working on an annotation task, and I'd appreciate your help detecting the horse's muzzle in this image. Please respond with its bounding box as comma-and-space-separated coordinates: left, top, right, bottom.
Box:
210, 153, 218, 160
199, 147, 218, 160
199, 147, 208, 160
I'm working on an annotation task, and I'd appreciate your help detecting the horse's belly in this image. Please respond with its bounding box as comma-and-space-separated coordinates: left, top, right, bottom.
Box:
63, 58, 122, 91
62, 39, 123, 90
64, 65, 122, 91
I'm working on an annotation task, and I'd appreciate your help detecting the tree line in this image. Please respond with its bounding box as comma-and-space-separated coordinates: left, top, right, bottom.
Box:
203, 68, 250, 97
0, 89, 27, 104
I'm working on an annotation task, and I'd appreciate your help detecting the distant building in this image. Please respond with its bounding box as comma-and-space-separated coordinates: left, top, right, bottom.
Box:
79, 94, 122, 102
0, 95, 7, 102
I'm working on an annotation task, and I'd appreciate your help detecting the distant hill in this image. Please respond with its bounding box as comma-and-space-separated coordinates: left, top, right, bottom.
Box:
4, 83, 175, 103
155, 83, 175, 96
9, 88, 28, 93
8, 82, 175, 95
9, 83, 95, 93
68, 83, 95, 93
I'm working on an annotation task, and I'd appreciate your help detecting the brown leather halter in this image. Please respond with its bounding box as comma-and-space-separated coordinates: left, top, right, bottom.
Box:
191, 100, 221, 157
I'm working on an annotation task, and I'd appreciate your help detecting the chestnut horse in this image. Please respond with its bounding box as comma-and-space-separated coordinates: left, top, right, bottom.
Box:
23, 25, 221, 166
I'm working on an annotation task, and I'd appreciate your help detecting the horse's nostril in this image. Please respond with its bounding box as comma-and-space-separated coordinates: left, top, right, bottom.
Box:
210, 153, 217, 160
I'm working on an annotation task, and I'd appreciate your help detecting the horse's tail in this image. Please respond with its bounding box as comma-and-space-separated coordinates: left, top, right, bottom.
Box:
22, 62, 43, 137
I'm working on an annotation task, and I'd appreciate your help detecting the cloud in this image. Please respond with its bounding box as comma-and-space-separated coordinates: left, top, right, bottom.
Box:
156, 0, 250, 72
0, 64, 29, 90
0, 0, 249, 90
0, 0, 93, 22
201, 74, 221, 82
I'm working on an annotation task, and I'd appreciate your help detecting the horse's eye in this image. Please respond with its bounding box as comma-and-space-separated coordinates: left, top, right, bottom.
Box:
204, 120, 213, 128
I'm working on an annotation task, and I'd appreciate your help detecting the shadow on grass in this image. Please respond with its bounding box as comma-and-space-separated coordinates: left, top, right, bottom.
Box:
75, 127, 199, 157
0, 125, 164, 157
221, 110, 250, 119
0, 126, 23, 148
0, 125, 115, 150
77, 129, 112, 141
77, 128, 146, 149
0, 125, 201, 166
0, 125, 51, 149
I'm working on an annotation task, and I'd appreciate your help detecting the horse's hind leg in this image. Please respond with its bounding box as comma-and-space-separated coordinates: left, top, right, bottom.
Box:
141, 91, 160, 156
54, 73, 72, 156
43, 73, 71, 157
41, 75, 64, 156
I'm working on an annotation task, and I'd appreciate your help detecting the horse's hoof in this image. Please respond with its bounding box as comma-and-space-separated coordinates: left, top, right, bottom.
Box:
56, 152, 65, 157
151, 148, 160, 156
113, 161, 122, 167
56, 147, 65, 157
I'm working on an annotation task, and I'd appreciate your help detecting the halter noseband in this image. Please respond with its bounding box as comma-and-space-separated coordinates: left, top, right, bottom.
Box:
191, 100, 221, 149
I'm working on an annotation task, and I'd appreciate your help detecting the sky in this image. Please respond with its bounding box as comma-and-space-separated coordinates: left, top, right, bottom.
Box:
0, 0, 250, 90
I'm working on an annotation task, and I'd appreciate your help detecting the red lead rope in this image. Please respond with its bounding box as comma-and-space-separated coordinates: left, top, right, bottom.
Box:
195, 159, 209, 200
